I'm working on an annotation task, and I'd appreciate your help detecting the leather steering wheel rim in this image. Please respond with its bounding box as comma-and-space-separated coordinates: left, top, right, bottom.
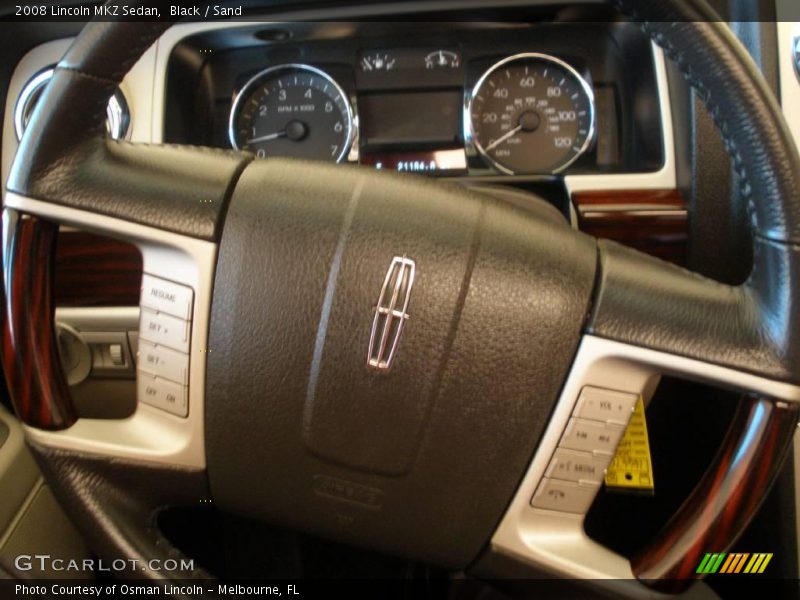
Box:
3, 1, 800, 596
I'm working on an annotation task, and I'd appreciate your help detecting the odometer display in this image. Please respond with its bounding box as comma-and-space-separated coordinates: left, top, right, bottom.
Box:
229, 64, 354, 162
468, 53, 595, 174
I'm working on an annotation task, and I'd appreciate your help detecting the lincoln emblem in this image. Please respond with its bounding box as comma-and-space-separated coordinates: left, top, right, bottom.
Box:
367, 256, 416, 371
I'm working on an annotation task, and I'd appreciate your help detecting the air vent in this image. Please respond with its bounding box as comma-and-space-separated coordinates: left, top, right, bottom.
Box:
14, 67, 131, 141
794, 36, 800, 79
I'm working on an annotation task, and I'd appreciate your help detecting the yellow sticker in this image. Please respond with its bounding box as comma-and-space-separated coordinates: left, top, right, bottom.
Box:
604, 397, 655, 493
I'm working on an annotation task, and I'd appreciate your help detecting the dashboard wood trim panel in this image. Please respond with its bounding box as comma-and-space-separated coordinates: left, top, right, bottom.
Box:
574, 189, 688, 265
55, 230, 143, 307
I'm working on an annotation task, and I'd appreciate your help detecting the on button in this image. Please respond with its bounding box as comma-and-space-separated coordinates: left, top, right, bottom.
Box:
137, 371, 188, 418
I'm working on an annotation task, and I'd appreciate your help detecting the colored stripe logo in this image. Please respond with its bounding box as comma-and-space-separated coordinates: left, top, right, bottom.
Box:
696, 553, 773, 574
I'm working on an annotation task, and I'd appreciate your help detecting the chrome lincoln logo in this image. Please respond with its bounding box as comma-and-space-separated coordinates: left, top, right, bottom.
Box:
367, 256, 416, 371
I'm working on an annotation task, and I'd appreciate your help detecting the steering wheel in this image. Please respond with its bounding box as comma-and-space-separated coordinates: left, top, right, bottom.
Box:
3, 1, 800, 596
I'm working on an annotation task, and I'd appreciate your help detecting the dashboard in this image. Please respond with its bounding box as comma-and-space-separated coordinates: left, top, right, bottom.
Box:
163, 20, 665, 179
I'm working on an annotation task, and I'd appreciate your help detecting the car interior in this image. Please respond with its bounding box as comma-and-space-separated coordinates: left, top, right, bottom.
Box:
0, 0, 800, 598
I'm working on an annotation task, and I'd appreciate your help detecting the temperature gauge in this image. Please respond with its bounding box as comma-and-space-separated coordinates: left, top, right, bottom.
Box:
425, 50, 460, 70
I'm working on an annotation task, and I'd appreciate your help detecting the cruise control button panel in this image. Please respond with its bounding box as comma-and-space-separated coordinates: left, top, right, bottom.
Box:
137, 275, 193, 418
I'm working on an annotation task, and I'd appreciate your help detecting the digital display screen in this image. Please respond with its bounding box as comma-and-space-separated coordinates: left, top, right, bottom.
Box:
361, 149, 467, 175
358, 91, 463, 148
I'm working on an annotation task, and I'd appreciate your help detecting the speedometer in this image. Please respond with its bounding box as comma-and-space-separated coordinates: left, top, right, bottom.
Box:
467, 53, 595, 174
229, 64, 354, 162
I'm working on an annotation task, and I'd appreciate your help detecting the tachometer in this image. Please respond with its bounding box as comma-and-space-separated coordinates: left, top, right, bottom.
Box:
229, 64, 354, 162
467, 53, 595, 174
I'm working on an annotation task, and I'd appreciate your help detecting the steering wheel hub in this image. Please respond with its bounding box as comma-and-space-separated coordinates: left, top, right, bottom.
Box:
205, 159, 596, 566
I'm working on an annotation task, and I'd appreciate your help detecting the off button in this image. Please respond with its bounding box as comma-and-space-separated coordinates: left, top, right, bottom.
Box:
138, 371, 188, 418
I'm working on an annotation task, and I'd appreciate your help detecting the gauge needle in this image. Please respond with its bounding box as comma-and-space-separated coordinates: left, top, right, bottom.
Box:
484, 125, 522, 152
246, 130, 287, 144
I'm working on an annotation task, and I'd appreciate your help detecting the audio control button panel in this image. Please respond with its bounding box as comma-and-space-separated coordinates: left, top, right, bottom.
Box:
531, 386, 638, 514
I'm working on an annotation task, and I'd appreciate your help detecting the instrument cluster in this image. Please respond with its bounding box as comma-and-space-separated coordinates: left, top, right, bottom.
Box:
164, 22, 665, 179
228, 46, 595, 176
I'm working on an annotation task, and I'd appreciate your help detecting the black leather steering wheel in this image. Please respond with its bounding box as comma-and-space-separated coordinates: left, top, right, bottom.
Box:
3, 0, 800, 596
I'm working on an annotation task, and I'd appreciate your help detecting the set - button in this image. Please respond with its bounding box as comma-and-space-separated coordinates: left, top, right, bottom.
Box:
138, 339, 190, 385
137, 275, 193, 418
531, 385, 639, 514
